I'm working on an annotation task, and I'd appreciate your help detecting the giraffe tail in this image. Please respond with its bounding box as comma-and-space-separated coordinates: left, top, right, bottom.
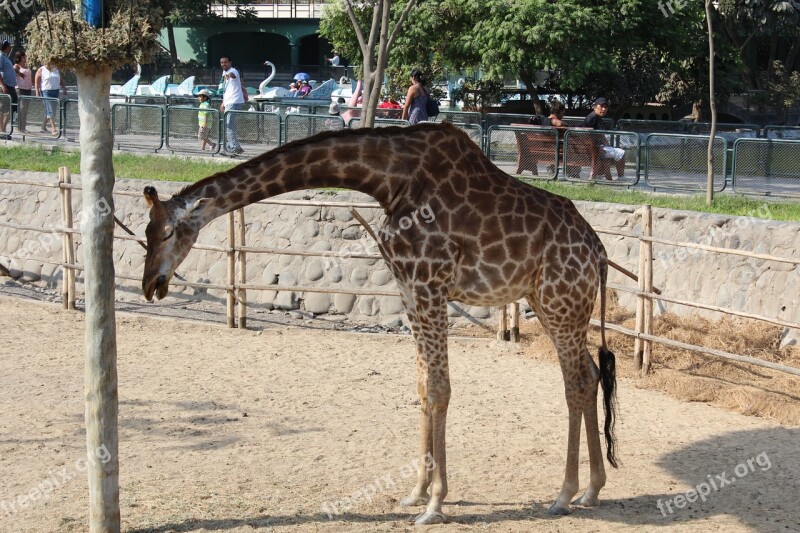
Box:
598, 257, 619, 468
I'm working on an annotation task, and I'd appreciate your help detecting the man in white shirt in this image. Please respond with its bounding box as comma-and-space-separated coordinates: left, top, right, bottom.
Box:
219, 54, 248, 155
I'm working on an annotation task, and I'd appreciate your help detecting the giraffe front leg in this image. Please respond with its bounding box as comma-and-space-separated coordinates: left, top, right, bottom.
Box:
396, 285, 450, 525
399, 407, 432, 507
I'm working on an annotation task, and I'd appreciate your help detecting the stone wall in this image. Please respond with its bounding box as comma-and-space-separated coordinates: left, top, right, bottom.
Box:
1, 170, 798, 330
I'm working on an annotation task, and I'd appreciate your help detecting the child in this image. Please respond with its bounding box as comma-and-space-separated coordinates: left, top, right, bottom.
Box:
197, 89, 216, 151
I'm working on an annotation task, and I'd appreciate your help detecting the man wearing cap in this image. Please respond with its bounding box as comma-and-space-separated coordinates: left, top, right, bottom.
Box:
583, 97, 626, 179
325, 102, 343, 131
0, 40, 17, 139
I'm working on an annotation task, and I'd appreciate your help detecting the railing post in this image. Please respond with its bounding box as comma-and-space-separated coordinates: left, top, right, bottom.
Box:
641, 204, 654, 376
227, 211, 236, 328
237, 208, 247, 330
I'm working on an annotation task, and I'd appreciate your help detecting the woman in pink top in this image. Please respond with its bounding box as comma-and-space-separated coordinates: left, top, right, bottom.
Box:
13, 52, 32, 132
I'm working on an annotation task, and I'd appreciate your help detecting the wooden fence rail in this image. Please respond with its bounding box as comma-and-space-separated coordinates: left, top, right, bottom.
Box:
1, 171, 799, 379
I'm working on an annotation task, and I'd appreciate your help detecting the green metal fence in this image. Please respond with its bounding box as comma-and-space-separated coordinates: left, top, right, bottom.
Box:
166, 106, 221, 155
16, 96, 61, 139
485, 125, 558, 180
111, 103, 165, 151
62, 99, 80, 142
644, 133, 727, 192
221, 109, 281, 155
0, 94, 12, 137
562, 129, 640, 185
731, 138, 800, 198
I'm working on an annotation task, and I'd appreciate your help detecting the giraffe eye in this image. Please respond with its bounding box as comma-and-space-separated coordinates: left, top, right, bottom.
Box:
162, 226, 174, 241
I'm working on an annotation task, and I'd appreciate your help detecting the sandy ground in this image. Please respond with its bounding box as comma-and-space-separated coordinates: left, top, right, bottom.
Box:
1, 295, 799, 533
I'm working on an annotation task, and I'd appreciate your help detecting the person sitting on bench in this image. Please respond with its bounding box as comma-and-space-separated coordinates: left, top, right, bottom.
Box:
583, 97, 625, 179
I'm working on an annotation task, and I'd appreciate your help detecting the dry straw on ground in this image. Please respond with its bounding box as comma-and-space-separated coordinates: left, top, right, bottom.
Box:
468, 295, 800, 426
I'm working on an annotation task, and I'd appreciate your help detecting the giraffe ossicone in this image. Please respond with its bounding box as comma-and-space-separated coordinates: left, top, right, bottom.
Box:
141, 122, 619, 523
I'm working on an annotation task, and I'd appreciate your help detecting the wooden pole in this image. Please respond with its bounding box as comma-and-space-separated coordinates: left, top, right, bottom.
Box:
237, 208, 247, 329
633, 206, 646, 369
64, 168, 76, 310
510, 302, 520, 343
227, 211, 236, 328
59, 168, 69, 309
77, 68, 120, 533
642, 204, 654, 376
497, 305, 508, 341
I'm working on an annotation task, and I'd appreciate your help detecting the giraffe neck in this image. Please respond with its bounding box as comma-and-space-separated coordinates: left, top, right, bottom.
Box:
178, 126, 422, 225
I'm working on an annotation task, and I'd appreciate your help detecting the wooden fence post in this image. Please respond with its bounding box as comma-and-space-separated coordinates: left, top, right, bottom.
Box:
510, 302, 520, 342
237, 208, 247, 330
62, 167, 76, 309
641, 204, 654, 376
59, 168, 69, 309
634, 206, 646, 369
227, 211, 236, 328
497, 305, 508, 341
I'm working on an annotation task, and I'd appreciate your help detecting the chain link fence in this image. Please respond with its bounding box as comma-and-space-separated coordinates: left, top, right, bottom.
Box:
644, 134, 727, 192
166, 106, 221, 155
763, 126, 800, 140
111, 103, 165, 151
62, 99, 80, 142
0, 94, 12, 137
562, 129, 640, 185
221, 109, 281, 154
16, 96, 61, 139
732, 138, 800, 197
485, 125, 558, 180
346, 117, 408, 129
616, 119, 686, 134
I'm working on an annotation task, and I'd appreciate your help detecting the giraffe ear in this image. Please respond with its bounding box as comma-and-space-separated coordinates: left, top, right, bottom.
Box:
187, 198, 212, 214
143, 186, 160, 208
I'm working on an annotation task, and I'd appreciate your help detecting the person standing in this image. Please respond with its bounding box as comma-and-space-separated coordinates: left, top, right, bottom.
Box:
34, 61, 66, 135
219, 54, 248, 155
196, 89, 216, 151
14, 52, 32, 133
583, 97, 626, 179
401, 69, 429, 125
0, 41, 17, 139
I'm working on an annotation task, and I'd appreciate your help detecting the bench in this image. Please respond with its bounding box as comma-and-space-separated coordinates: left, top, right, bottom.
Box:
511, 124, 618, 180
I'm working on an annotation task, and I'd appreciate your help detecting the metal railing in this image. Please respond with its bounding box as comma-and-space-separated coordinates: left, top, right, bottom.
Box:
166, 106, 222, 155
15, 95, 61, 139
616, 119, 686, 134
62, 99, 80, 142
644, 133, 727, 192
562, 129, 640, 185
0, 93, 12, 137
731, 138, 800, 198
111, 103, 165, 152
221, 109, 282, 154
486, 125, 559, 180
763, 126, 800, 140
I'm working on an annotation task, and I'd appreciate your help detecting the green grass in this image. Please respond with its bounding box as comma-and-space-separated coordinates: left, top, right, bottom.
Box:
0, 145, 236, 182
1, 144, 798, 221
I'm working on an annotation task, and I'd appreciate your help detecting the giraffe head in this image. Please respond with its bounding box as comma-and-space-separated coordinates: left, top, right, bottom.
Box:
142, 186, 211, 301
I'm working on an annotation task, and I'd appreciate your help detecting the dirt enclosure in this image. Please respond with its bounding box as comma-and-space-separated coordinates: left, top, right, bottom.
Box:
1, 295, 799, 532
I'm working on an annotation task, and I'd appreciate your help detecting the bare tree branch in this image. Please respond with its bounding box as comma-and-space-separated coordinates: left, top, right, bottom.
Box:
343, 0, 368, 55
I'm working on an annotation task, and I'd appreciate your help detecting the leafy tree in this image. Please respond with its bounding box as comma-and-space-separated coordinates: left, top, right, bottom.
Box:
716, 0, 800, 88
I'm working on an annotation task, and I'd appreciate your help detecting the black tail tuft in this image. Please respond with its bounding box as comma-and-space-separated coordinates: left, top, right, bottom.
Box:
599, 346, 619, 468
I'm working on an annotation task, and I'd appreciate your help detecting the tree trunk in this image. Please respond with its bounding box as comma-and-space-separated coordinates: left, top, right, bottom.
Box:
77, 67, 120, 533
166, 21, 178, 67
705, 0, 717, 206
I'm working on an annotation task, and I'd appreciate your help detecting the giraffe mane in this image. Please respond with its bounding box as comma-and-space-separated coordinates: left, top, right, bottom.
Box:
177, 121, 469, 198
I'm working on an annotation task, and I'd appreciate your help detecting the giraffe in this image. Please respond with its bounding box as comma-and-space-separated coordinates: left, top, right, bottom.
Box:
140, 122, 618, 524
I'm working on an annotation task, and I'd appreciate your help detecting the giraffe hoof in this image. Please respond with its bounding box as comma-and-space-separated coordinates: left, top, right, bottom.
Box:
414, 510, 447, 525
547, 502, 573, 516
400, 493, 429, 507
572, 493, 600, 507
